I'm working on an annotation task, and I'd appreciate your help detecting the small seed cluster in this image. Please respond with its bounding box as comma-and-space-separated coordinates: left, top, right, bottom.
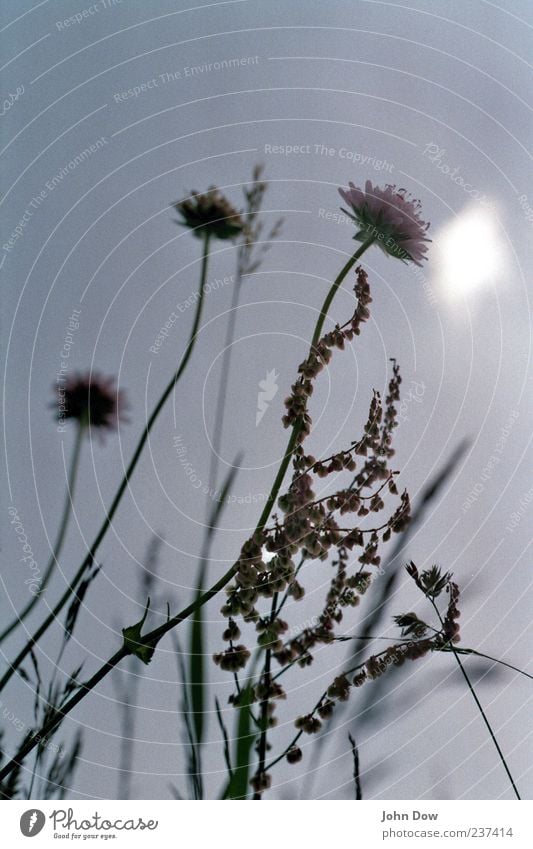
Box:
292, 563, 461, 746
213, 268, 421, 795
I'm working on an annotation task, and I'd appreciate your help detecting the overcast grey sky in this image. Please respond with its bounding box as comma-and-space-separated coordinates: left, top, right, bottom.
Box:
1, 0, 532, 800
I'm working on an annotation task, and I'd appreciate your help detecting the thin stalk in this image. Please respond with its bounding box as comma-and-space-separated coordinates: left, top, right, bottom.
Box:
206, 171, 270, 500
348, 733, 362, 800
265, 647, 403, 774
254, 237, 375, 538
145, 242, 376, 634
253, 646, 272, 800
253, 591, 278, 799
0, 239, 375, 779
0, 648, 127, 781
429, 599, 520, 800
454, 660, 521, 800
206, 271, 243, 499
1, 422, 84, 644
441, 647, 533, 681
27, 748, 40, 800
300, 441, 472, 797
116, 657, 139, 800
190, 192, 263, 793
0, 233, 212, 693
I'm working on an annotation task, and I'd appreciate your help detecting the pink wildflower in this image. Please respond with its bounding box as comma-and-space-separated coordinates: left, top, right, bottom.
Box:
339, 180, 431, 265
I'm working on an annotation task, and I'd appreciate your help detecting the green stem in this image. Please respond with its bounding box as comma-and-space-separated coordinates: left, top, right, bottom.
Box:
253, 590, 278, 799
27, 747, 40, 800
141, 245, 374, 646
0, 649, 128, 782
206, 265, 243, 500
255, 236, 375, 537
0, 238, 375, 779
1, 423, 85, 645
312, 236, 375, 348
0, 234, 212, 694
155, 240, 375, 627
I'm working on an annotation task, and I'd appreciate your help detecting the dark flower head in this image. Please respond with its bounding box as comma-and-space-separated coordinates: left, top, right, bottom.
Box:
174, 187, 245, 241
250, 771, 271, 793
212, 644, 251, 672
338, 180, 431, 266
286, 746, 303, 765
55, 372, 128, 437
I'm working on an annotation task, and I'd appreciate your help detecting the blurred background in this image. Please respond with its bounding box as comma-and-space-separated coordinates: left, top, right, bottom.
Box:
1, 0, 531, 800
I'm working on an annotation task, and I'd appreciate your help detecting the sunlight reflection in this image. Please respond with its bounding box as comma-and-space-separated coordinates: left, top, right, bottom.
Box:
432, 206, 507, 301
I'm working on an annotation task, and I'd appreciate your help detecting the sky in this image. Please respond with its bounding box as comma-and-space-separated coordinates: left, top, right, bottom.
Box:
1, 0, 532, 800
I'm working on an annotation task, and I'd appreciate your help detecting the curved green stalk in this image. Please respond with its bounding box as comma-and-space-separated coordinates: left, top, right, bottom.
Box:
1, 423, 85, 645
0, 234, 211, 693
0, 238, 375, 776
254, 235, 375, 536
146, 239, 376, 639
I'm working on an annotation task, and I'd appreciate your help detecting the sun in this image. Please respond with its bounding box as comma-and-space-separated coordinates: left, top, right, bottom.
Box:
432, 205, 507, 302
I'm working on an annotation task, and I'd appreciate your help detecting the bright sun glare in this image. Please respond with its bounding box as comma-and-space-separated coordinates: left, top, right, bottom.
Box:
433, 206, 506, 301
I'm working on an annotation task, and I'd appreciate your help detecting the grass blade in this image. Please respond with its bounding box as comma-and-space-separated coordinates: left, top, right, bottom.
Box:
187, 457, 243, 795
225, 686, 256, 800
215, 696, 233, 783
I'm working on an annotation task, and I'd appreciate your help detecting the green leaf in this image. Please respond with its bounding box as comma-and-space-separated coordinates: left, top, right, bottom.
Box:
225, 686, 256, 800
64, 561, 101, 643
122, 598, 156, 665
188, 460, 242, 766
172, 633, 202, 800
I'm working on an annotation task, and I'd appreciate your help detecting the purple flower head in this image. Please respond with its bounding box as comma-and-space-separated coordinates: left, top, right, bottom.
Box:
55, 372, 128, 438
339, 180, 431, 266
